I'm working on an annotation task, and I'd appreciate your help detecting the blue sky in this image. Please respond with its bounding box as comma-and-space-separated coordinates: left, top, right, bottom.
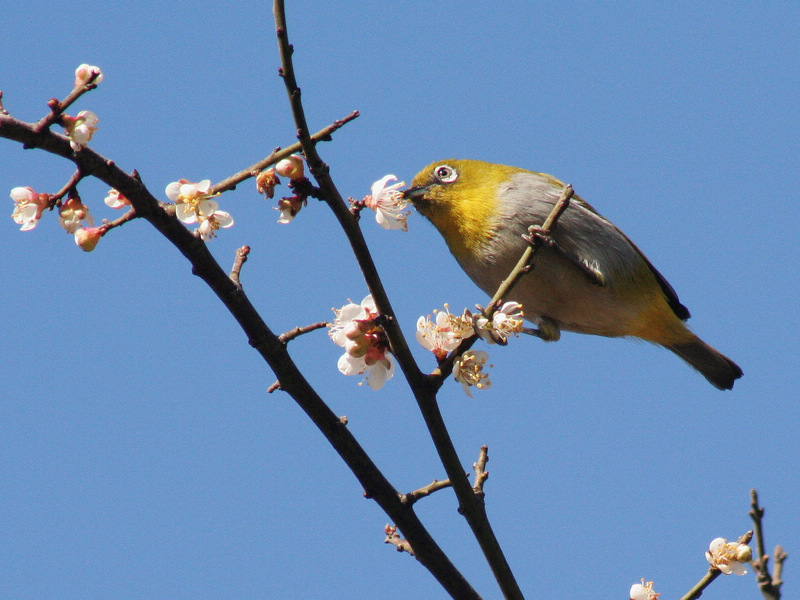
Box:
1, 1, 798, 598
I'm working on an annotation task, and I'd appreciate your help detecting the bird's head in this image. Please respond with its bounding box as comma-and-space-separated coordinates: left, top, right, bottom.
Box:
403, 159, 522, 259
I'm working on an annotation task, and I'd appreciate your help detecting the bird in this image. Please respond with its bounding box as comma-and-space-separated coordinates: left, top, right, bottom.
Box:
403, 159, 742, 390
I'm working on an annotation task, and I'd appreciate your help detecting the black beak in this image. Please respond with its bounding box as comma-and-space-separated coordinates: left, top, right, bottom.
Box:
402, 184, 430, 202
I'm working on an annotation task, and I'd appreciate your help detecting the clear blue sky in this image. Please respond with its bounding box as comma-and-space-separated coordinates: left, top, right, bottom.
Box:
2, 2, 798, 598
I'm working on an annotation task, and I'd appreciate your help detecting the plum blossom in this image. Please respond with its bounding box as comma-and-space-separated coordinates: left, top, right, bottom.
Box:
329, 294, 394, 390
276, 195, 306, 224
104, 189, 130, 209
705, 537, 752, 575
629, 579, 660, 600
195, 201, 234, 241
58, 197, 94, 234
416, 305, 475, 360
364, 175, 409, 231
256, 168, 280, 199
74, 64, 103, 87
166, 179, 213, 213
10, 186, 50, 231
452, 350, 491, 397
63, 110, 99, 150
474, 301, 525, 344
166, 179, 233, 240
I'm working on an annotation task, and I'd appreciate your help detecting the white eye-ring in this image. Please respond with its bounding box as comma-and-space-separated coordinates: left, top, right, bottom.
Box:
434, 164, 458, 183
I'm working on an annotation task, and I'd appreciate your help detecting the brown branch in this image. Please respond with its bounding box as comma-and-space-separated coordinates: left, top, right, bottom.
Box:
404, 478, 454, 506
679, 568, 722, 600
230, 245, 251, 286
385, 524, 414, 556
750, 489, 785, 600
278, 321, 329, 344
209, 110, 359, 195
102, 207, 139, 232
472, 446, 489, 495
490, 183, 573, 314
274, 3, 485, 598
51, 168, 86, 203
34, 70, 102, 132
2, 99, 468, 600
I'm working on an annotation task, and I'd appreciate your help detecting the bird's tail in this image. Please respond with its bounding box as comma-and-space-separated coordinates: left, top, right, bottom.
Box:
666, 335, 743, 390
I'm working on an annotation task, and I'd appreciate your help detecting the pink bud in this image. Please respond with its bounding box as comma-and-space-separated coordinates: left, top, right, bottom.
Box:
74, 227, 104, 252
275, 155, 305, 181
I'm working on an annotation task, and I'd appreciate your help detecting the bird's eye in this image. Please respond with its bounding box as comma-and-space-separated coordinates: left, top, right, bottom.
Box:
434, 164, 458, 183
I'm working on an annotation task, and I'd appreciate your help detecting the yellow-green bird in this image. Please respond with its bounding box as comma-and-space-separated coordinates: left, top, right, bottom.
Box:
403, 159, 742, 390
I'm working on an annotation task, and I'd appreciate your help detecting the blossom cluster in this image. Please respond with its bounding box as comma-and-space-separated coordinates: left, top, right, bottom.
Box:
413, 301, 525, 396
254, 155, 309, 223
329, 295, 394, 390
63, 64, 104, 150
165, 179, 234, 241
10, 186, 106, 251
8, 65, 112, 250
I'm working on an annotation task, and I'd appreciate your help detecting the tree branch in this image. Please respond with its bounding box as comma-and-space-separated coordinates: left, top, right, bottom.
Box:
0, 102, 480, 600
210, 110, 359, 195
750, 489, 786, 600
273, 3, 518, 598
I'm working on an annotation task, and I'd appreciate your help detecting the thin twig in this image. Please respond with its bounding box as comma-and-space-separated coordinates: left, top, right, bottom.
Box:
210, 110, 359, 195
472, 445, 489, 495
50, 168, 86, 203
773, 546, 787, 591
385, 525, 414, 556
34, 71, 102, 132
489, 183, 573, 314
679, 568, 722, 600
432, 184, 574, 383
278, 321, 329, 344
102, 207, 139, 232
230, 245, 250, 286
750, 489, 785, 600
405, 478, 453, 506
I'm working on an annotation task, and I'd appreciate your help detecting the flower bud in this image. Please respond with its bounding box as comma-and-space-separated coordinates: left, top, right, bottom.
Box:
275, 155, 305, 181
736, 545, 753, 563
74, 227, 104, 252
75, 64, 104, 87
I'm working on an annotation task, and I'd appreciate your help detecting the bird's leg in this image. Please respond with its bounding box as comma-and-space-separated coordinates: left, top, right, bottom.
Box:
521, 316, 561, 342
523, 225, 607, 287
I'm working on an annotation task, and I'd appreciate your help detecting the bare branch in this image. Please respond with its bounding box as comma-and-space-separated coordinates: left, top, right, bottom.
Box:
273, 3, 485, 598
405, 478, 454, 506
750, 489, 786, 600
230, 245, 251, 286
210, 110, 359, 195
472, 446, 489, 495
2, 73, 475, 600
34, 70, 102, 132
385, 524, 414, 556
278, 322, 330, 345
679, 568, 722, 600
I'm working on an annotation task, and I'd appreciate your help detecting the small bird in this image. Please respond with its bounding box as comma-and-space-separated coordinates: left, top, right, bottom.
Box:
403, 159, 742, 390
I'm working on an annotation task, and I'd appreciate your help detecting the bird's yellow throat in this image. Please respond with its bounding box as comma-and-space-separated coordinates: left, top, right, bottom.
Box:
414, 161, 524, 261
